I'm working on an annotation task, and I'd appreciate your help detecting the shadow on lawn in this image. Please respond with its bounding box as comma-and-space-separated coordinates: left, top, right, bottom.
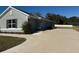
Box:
0, 36, 26, 52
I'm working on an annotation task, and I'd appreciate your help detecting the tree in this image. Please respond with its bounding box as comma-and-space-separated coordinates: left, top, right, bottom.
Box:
34, 12, 42, 17
63, 16, 68, 24
46, 13, 58, 24
46, 13, 68, 24
69, 16, 79, 25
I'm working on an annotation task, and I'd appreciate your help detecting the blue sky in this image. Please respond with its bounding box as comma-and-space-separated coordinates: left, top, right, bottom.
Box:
1, 6, 79, 18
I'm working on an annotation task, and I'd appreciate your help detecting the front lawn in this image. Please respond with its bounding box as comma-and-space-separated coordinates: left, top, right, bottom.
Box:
55, 27, 73, 29
0, 36, 26, 52
73, 26, 79, 32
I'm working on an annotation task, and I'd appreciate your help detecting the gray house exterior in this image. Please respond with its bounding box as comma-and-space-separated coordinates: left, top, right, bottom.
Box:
0, 6, 29, 32
0, 6, 54, 33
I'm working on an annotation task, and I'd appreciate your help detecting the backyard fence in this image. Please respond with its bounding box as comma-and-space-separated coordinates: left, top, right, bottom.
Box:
55, 24, 73, 28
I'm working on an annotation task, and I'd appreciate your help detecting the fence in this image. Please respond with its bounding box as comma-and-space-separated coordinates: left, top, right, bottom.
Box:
55, 24, 73, 28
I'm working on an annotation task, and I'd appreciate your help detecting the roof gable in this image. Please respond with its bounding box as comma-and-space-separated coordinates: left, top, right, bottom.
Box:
0, 6, 30, 18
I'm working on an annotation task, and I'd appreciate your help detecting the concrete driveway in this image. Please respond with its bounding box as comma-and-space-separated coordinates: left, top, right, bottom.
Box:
1, 29, 79, 53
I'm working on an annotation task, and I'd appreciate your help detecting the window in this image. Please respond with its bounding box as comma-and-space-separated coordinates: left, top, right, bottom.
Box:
7, 19, 17, 28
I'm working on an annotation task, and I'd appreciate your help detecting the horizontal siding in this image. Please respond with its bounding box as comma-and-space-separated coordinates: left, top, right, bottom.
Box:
0, 8, 29, 28
0, 8, 29, 32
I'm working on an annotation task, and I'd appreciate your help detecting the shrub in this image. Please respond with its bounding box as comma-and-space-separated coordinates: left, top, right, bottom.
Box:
22, 17, 55, 34
40, 20, 55, 30
22, 22, 32, 34
28, 18, 40, 32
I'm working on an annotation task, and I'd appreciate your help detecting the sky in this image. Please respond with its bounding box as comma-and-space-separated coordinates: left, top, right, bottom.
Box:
0, 6, 79, 18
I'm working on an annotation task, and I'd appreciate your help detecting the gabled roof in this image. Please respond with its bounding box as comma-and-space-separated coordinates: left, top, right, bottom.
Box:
0, 6, 54, 23
0, 6, 30, 18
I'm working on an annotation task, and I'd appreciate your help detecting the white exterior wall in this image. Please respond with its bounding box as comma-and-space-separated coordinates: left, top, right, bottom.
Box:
0, 8, 29, 32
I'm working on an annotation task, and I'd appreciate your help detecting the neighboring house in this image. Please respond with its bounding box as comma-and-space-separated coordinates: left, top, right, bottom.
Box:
0, 6, 54, 33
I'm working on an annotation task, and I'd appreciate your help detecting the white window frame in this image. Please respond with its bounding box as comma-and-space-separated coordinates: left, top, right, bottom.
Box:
7, 19, 17, 28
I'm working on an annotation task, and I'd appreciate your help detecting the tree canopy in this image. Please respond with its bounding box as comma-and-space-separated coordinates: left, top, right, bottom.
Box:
32, 12, 79, 25
46, 13, 68, 24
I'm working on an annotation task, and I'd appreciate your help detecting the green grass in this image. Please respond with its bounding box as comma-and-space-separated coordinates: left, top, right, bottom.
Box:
73, 26, 79, 32
55, 27, 73, 29
55, 26, 79, 32
0, 36, 26, 52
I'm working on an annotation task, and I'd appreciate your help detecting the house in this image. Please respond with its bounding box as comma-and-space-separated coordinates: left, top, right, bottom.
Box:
0, 6, 54, 33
